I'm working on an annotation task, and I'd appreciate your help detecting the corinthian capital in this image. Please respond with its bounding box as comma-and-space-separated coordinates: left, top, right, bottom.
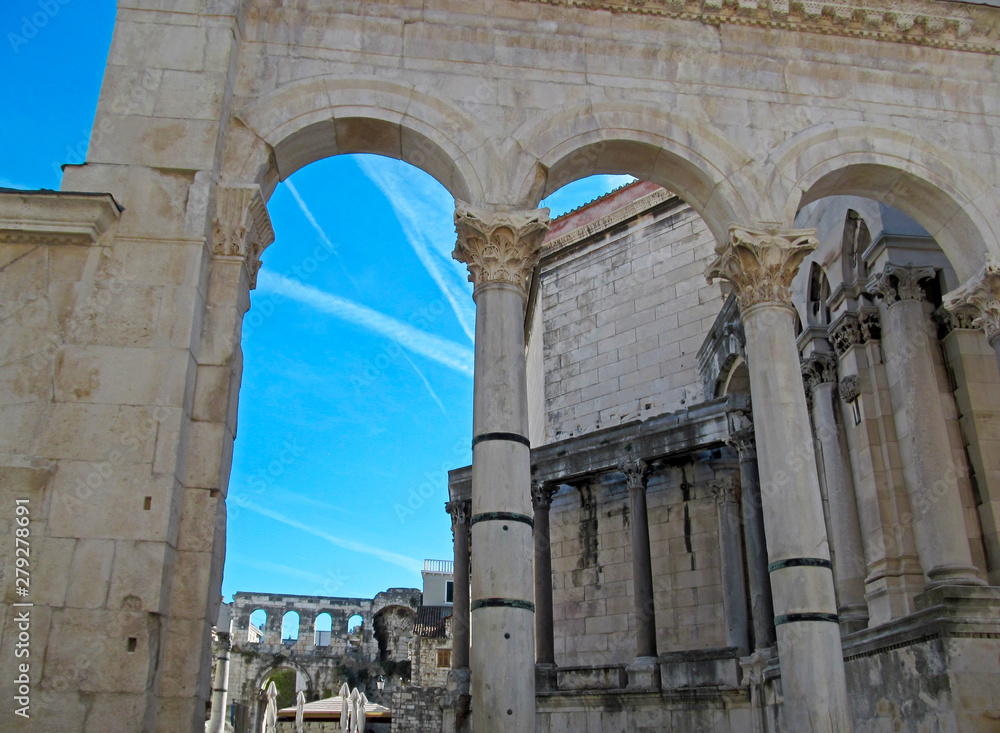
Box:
618, 457, 650, 492
801, 353, 838, 394
706, 224, 817, 310
530, 481, 558, 511
452, 202, 550, 295
865, 263, 936, 306
445, 499, 472, 526
212, 185, 274, 289
943, 258, 1000, 345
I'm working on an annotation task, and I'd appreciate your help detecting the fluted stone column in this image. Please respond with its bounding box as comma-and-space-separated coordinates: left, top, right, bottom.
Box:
944, 258, 1000, 374
728, 426, 777, 651
708, 225, 850, 732
802, 353, 869, 633
206, 630, 231, 733
453, 202, 549, 733
446, 499, 472, 670
620, 458, 660, 689
531, 481, 558, 691
868, 264, 983, 589
712, 476, 750, 651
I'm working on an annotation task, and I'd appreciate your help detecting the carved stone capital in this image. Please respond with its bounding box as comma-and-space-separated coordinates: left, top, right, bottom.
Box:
839, 375, 861, 404
618, 458, 650, 492
727, 427, 757, 462
828, 308, 881, 356
943, 259, 1000, 344
801, 353, 839, 396
710, 475, 740, 505
212, 185, 274, 289
530, 481, 558, 511
452, 202, 550, 295
706, 224, 817, 310
866, 263, 936, 306
445, 499, 472, 526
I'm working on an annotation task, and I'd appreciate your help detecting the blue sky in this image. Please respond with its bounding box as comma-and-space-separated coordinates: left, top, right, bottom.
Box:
1, 3, 632, 609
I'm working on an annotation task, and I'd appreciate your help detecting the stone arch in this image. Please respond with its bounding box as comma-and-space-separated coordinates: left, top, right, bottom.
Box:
509, 101, 756, 244
229, 75, 499, 204
718, 355, 751, 398
768, 121, 1000, 281
251, 658, 316, 696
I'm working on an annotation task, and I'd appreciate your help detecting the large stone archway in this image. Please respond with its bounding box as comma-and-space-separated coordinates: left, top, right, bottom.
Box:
2, 1, 1000, 731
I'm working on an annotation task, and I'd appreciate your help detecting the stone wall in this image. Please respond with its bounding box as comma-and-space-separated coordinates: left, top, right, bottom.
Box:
390, 685, 446, 733
533, 187, 725, 444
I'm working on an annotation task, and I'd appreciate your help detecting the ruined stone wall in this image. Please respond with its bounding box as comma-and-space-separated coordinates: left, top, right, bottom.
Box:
534, 193, 723, 444
390, 686, 445, 733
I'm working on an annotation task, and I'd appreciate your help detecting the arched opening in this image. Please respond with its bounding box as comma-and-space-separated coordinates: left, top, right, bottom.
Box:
248, 609, 266, 644
314, 612, 333, 647
721, 359, 751, 397
807, 263, 831, 327
262, 667, 297, 712
347, 614, 363, 634
281, 611, 300, 645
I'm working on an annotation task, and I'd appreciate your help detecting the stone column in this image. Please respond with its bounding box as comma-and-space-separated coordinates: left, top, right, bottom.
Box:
453, 202, 549, 733
619, 457, 660, 689
711, 476, 750, 652
531, 481, 558, 690
802, 353, 870, 633
868, 264, 983, 589
708, 225, 850, 732
446, 499, 472, 670
727, 426, 777, 651
206, 630, 231, 733
944, 258, 1000, 373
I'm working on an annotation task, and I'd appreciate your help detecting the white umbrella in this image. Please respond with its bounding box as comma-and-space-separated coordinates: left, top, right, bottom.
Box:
357, 692, 368, 733
294, 690, 306, 733
263, 681, 278, 733
339, 683, 350, 733
349, 688, 361, 733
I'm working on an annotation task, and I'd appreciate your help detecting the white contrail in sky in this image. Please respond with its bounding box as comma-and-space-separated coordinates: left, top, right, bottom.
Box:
257, 271, 474, 377
230, 497, 423, 573
228, 553, 333, 587
400, 349, 450, 419
357, 157, 477, 343
284, 178, 337, 252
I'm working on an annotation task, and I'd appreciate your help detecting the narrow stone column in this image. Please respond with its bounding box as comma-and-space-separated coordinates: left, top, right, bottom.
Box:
944, 258, 1000, 373
453, 202, 549, 733
708, 225, 850, 733
728, 426, 777, 650
868, 264, 983, 589
619, 457, 660, 689
446, 499, 472, 670
206, 630, 231, 733
531, 481, 558, 691
712, 476, 750, 652
802, 354, 870, 633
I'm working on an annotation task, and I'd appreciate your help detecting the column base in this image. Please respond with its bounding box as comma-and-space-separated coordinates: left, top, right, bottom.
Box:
535, 663, 558, 692
925, 565, 987, 590
626, 656, 661, 690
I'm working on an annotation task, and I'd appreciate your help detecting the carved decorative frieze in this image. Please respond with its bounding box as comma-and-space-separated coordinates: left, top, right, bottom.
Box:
212, 185, 274, 289
453, 202, 550, 295
618, 457, 650, 491
839, 375, 861, 404
530, 481, 558, 511
828, 308, 881, 355
866, 263, 936, 306
446, 499, 472, 526
801, 353, 839, 405
511, 0, 1000, 55
933, 304, 979, 335
706, 225, 817, 310
943, 259, 1000, 345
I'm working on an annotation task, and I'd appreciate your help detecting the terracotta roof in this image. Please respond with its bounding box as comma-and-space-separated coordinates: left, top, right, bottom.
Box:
413, 605, 451, 638
276, 695, 391, 721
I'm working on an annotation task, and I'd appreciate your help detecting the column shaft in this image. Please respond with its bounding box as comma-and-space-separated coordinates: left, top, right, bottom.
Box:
714, 477, 750, 651
871, 265, 982, 588
709, 225, 850, 732
453, 203, 548, 733
448, 500, 472, 670
804, 356, 870, 633
532, 484, 556, 667
206, 633, 231, 733
734, 440, 777, 650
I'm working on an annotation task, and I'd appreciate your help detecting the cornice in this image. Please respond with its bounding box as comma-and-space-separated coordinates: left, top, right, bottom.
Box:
0, 191, 121, 247
513, 0, 1000, 55
542, 188, 675, 256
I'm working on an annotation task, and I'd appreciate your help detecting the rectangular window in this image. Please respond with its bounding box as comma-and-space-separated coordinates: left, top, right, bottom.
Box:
446, 581, 454, 603
437, 649, 451, 668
